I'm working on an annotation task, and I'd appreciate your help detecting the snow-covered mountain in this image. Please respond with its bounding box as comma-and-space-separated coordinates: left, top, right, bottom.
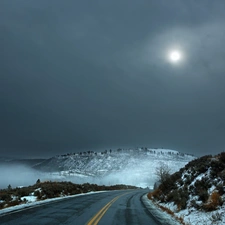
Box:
33, 148, 196, 188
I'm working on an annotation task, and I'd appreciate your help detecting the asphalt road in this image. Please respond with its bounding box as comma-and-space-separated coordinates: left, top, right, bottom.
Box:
0, 189, 160, 225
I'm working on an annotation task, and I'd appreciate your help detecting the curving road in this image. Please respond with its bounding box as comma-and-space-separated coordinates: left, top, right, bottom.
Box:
0, 189, 160, 225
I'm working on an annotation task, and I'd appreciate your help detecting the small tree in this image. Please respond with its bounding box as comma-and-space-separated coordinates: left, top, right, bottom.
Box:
155, 162, 171, 183
36, 179, 41, 184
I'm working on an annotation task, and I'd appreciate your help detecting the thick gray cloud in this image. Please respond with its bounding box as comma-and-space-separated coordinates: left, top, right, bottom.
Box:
1, 0, 225, 158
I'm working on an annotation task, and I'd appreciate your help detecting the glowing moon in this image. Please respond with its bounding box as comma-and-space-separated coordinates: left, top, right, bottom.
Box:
169, 50, 181, 63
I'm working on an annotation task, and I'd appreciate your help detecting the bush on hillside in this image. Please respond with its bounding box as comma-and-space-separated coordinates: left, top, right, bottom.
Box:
0, 181, 138, 208
166, 187, 189, 210
0, 192, 12, 202
203, 191, 223, 211
210, 160, 225, 178
219, 152, 225, 163
148, 152, 225, 213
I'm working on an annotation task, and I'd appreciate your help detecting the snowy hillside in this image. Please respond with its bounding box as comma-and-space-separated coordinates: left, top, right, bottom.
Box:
33, 148, 195, 188
148, 152, 225, 225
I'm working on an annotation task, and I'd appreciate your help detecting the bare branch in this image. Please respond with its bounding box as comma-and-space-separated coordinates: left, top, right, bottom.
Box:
155, 162, 171, 183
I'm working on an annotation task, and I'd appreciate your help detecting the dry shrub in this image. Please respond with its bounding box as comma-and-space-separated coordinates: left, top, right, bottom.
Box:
159, 205, 175, 216
6, 199, 22, 207
0, 192, 12, 202
0, 202, 6, 209
147, 192, 153, 199
147, 189, 162, 200
203, 191, 222, 211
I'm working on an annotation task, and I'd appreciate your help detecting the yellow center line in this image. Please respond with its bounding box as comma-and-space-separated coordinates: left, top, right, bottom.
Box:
86, 192, 130, 225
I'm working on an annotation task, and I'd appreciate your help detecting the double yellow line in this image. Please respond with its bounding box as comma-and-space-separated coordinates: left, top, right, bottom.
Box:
86, 192, 129, 225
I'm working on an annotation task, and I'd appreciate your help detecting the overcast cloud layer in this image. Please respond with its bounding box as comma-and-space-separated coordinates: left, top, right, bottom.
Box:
1, 0, 225, 158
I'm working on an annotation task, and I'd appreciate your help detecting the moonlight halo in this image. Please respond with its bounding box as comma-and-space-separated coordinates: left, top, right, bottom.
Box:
168, 50, 182, 64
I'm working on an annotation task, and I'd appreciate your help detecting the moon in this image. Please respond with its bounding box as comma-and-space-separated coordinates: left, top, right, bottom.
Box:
168, 50, 182, 63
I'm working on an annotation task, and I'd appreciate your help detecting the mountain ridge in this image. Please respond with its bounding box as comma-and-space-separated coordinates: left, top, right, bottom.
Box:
0, 148, 196, 188
30, 148, 196, 187
33, 148, 195, 173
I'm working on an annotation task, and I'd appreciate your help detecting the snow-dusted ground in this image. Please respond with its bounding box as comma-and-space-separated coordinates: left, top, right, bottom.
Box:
149, 166, 225, 225
146, 195, 225, 225
142, 194, 182, 225
158, 201, 225, 225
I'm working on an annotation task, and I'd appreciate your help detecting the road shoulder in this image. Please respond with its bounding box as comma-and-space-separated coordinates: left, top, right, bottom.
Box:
141, 194, 182, 225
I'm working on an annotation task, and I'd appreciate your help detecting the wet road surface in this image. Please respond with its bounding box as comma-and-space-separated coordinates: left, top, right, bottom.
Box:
0, 189, 160, 225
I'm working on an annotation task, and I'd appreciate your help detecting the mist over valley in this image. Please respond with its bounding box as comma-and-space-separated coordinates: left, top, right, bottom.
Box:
0, 148, 195, 189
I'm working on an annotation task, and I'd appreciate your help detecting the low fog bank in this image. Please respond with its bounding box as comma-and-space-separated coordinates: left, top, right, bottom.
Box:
0, 158, 187, 189
0, 165, 50, 189
57, 158, 188, 188
0, 165, 154, 189
65, 170, 155, 188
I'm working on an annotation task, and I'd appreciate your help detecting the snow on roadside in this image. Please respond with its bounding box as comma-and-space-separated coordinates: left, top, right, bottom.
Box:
142, 194, 182, 225
0, 191, 106, 216
160, 197, 225, 225
149, 165, 225, 225
21, 196, 37, 203
144, 192, 225, 225
159, 167, 225, 225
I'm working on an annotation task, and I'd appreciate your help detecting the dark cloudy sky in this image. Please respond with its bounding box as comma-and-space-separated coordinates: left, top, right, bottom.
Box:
1, 0, 225, 158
